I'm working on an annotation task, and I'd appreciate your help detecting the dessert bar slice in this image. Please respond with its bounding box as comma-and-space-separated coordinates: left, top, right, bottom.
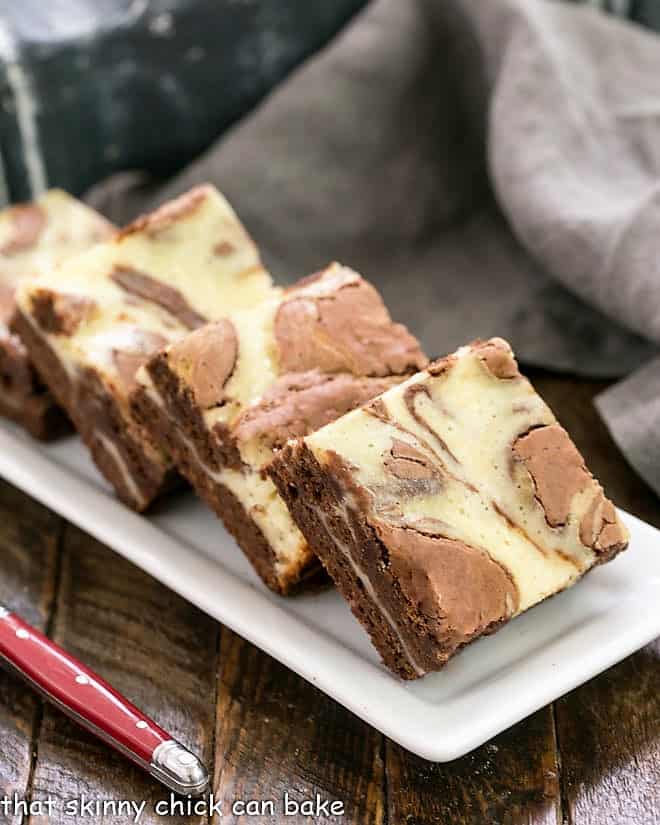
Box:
0, 189, 114, 438
132, 264, 428, 593
269, 338, 629, 677
14, 184, 272, 509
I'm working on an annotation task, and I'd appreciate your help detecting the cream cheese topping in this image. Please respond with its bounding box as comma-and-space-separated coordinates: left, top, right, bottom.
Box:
305, 342, 618, 614
15, 185, 273, 398
0, 189, 113, 296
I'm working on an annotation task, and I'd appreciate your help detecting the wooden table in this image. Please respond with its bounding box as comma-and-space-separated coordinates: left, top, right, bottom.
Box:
0, 372, 658, 825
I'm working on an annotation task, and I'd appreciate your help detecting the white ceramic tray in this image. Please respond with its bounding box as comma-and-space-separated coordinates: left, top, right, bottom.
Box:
0, 420, 659, 761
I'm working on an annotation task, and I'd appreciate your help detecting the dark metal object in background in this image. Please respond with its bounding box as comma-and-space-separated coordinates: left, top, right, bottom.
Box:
571, 0, 660, 27
630, 0, 660, 29
0, 0, 367, 203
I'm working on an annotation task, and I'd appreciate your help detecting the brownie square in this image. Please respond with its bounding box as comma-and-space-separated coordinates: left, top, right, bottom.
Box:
0, 189, 114, 438
269, 338, 629, 677
131, 264, 428, 592
14, 185, 273, 509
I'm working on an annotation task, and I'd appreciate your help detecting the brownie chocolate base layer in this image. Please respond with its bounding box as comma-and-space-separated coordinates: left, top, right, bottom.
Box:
268, 441, 490, 679
0, 331, 69, 440
14, 309, 175, 509
131, 368, 327, 595
0, 190, 116, 439
0, 387, 69, 440
269, 442, 625, 680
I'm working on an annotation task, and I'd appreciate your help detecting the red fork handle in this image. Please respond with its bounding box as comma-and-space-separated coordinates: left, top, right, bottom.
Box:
0, 605, 208, 796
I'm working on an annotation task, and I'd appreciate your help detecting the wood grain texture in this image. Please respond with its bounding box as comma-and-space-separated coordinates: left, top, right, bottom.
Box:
386, 707, 559, 825
529, 372, 660, 825
213, 629, 385, 825
26, 525, 220, 825
0, 480, 62, 825
556, 639, 660, 825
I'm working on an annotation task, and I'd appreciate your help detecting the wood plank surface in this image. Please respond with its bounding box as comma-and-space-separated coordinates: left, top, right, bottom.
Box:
385, 707, 560, 825
213, 629, 385, 824
555, 638, 660, 825
25, 525, 220, 825
0, 480, 62, 825
530, 372, 660, 825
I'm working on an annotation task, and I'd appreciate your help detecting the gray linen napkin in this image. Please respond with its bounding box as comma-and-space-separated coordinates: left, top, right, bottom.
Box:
87, 0, 660, 495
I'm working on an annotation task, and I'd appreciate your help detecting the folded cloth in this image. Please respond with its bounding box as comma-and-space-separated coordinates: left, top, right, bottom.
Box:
87, 0, 660, 496
596, 357, 660, 496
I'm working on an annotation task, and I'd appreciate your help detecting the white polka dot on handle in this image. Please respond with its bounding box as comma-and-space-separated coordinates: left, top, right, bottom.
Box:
136, 720, 148, 730
16, 628, 29, 639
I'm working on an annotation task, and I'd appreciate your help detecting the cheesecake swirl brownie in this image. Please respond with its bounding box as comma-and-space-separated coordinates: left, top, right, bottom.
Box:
131, 264, 428, 593
0, 190, 114, 438
14, 185, 272, 510
269, 338, 629, 678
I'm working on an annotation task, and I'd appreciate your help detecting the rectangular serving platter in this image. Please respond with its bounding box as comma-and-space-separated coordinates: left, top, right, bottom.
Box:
0, 419, 659, 762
